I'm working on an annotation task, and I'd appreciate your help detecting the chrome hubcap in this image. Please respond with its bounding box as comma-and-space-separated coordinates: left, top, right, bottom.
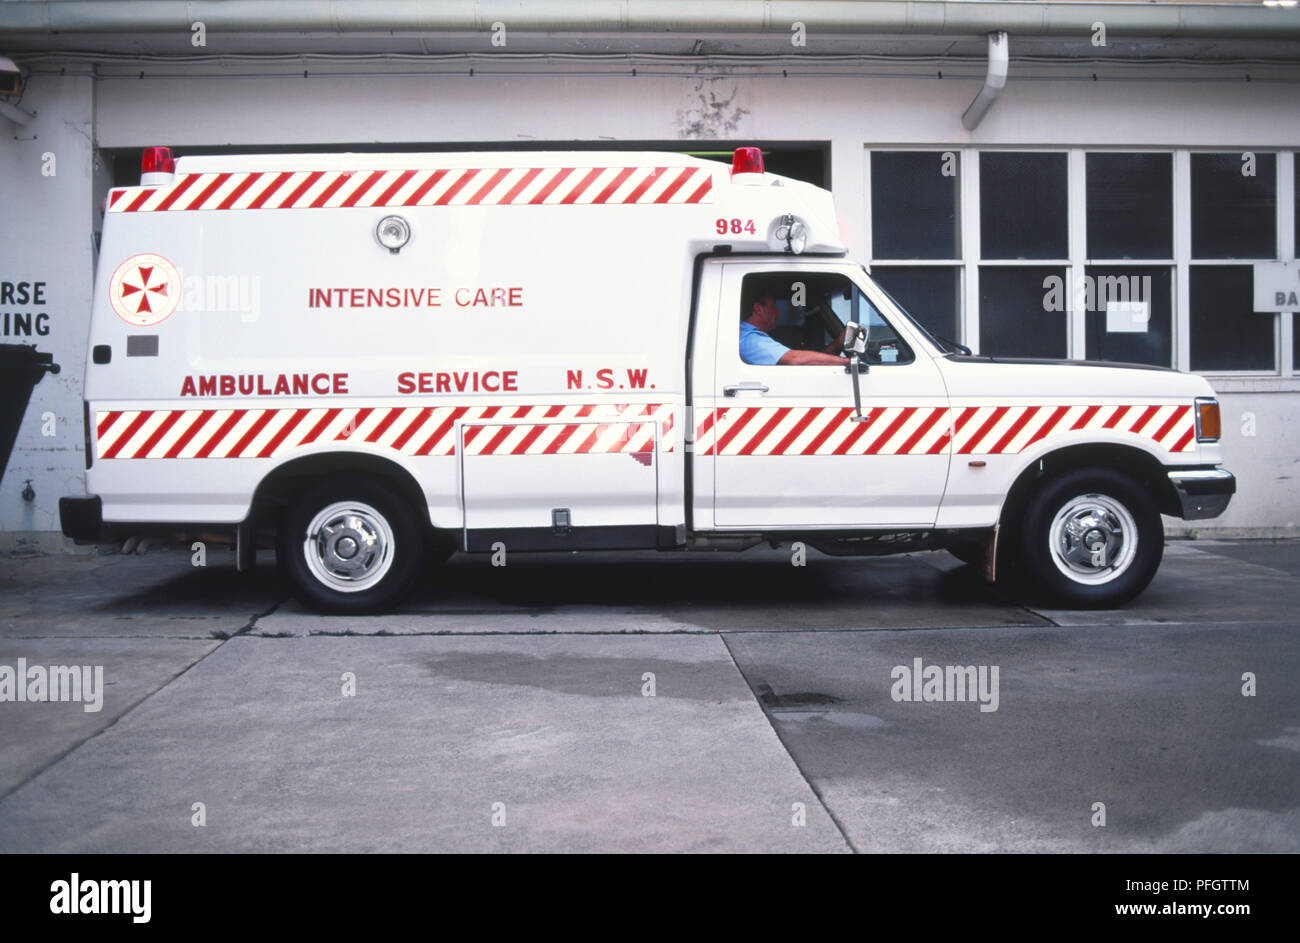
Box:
303, 501, 395, 593
1048, 494, 1138, 586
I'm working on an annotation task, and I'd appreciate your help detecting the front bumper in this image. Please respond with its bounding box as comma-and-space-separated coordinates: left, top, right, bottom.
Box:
1167, 469, 1236, 521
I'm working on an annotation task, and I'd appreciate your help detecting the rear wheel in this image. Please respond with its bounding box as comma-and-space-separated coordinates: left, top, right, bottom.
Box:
1016, 467, 1163, 609
278, 476, 424, 613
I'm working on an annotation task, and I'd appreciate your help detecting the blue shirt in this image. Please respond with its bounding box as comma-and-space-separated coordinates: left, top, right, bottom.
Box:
740, 321, 790, 366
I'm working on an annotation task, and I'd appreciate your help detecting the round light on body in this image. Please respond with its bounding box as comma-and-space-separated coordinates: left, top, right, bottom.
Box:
788, 220, 807, 254
376, 215, 411, 253
773, 213, 809, 254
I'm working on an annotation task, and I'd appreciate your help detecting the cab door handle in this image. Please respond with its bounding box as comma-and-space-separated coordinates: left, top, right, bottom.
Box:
723, 382, 770, 397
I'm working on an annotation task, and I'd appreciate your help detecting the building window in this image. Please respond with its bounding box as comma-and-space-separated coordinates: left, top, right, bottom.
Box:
865, 146, 1292, 376
1083, 154, 1174, 368
980, 152, 1067, 260
976, 153, 1067, 357
979, 267, 1068, 359
871, 266, 961, 347
1083, 266, 1172, 367
869, 150, 963, 345
870, 151, 959, 259
1188, 152, 1279, 372
1191, 152, 1276, 259
1086, 153, 1172, 260
1189, 266, 1274, 372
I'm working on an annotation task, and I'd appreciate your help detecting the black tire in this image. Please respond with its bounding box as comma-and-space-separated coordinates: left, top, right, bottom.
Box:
278, 475, 425, 614
1015, 466, 1163, 609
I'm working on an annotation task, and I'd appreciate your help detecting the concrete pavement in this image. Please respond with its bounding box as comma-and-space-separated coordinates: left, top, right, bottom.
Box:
0, 538, 1296, 852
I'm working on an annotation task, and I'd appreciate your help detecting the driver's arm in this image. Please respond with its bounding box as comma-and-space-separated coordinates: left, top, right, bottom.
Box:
778, 349, 846, 366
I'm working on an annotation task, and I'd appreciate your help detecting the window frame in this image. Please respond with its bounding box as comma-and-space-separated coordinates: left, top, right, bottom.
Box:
862, 145, 1297, 380
1184, 149, 1288, 378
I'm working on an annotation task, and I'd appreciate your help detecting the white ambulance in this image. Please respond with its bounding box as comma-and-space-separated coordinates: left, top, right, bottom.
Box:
61, 146, 1235, 612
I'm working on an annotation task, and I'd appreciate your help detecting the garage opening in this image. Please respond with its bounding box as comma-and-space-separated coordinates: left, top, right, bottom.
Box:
107, 142, 830, 189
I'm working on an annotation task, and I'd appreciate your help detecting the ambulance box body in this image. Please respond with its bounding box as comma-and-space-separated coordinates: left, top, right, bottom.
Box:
61, 147, 1235, 612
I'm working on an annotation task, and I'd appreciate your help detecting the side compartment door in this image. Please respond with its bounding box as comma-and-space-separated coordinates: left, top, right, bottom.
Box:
460, 410, 660, 550
704, 263, 951, 529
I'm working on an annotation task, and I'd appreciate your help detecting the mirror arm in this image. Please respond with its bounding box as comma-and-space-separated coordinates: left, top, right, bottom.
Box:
846, 353, 871, 421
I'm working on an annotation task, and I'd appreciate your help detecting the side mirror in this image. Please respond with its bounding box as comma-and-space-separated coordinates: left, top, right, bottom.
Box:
842, 321, 871, 421
841, 321, 867, 356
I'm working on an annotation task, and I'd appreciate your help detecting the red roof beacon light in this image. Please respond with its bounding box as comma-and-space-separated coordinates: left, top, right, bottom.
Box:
140, 146, 175, 187
731, 146, 766, 182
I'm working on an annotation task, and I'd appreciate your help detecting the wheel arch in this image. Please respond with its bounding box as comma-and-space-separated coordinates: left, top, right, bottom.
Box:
998, 442, 1181, 534
248, 450, 437, 538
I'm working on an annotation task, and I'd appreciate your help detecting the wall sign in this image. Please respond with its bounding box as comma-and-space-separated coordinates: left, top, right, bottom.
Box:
0, 279, 50, 337
1253, 261, 1300, 312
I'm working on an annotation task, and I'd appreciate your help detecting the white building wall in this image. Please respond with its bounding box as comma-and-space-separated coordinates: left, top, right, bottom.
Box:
2, 60, 1297, 543
0, 71, 96, 549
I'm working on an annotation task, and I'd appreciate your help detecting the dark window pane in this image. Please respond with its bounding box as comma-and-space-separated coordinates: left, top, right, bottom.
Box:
979, 266, 1068, 358
871, 151, 959, 259
980, 152, 1067, 260
1190, 266, 1274, 371
1083, 266, 1172, 367
871, 266, 960, 344
1086, 153, 1173, 259
1191, 152, 1277, 259
1294, 313, 1299, 375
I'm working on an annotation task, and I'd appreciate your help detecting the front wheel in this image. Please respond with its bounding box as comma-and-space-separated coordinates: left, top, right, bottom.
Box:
1016, 467, 1163, 609
278, 476, 424, 614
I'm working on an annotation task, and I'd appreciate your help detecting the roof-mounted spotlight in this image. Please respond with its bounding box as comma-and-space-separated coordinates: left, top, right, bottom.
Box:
774, 214, 807, 254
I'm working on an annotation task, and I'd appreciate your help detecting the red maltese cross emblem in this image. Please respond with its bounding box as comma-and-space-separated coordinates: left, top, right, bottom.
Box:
109, 253, 182, 327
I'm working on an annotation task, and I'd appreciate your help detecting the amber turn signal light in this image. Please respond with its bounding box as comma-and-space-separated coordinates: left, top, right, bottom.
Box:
1195, 397, 1220, 442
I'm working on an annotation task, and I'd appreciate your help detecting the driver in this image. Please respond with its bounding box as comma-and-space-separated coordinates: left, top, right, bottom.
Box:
740, 282, 847, 366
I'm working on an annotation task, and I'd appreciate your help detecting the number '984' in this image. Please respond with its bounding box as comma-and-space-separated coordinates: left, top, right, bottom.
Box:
715, 218, 757, 235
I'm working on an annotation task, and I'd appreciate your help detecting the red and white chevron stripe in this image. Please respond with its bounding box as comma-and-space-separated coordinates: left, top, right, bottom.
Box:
107, 165, 715, 213
948, 403, 1194, 455
94, 401, 1194, 460
697, 406, 951, 457
95, 403, 675, 460
696, 403, 1195, 456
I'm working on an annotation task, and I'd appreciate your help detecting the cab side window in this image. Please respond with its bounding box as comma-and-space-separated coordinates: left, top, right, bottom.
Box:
853, 291, 915, 366
738, 272, 914, 366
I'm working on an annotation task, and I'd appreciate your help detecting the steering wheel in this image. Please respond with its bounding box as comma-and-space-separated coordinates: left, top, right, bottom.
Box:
805, 301, 850, 350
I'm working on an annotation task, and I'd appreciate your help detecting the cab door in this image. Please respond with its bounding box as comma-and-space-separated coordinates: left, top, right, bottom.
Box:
702, 261, 951, 529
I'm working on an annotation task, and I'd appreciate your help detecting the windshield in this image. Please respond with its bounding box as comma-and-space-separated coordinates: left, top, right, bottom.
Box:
858, 265, 963, 355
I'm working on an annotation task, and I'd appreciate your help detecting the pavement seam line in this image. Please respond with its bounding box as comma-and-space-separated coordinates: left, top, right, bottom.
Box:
1025, 606, 1061, 627
0, 598, 286, 804
0, 641, 225, 804
718, 632, 860, 855
224, 597, 287, 638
